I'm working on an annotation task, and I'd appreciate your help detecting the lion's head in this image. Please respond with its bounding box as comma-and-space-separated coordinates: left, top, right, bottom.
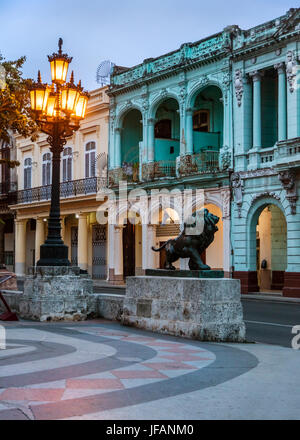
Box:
184, 208, 219, 236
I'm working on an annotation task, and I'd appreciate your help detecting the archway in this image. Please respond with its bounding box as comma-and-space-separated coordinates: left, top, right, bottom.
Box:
121, 109, 142, 167
254, 204, 287, 291
154, 98, 180, 175
191, 85, 223, 156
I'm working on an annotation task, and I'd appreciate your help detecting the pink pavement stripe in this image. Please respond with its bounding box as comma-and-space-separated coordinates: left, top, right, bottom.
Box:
111, 370, 168, 379
159, 354, 213, 361
66, 379, 124, 390
143, 362, 197, 370
146, 342, 186, 347
159, 347, 205, 353
0, 389, 64, 402
121, 336, 158, 342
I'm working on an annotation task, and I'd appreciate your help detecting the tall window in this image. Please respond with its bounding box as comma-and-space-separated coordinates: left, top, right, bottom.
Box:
85, 142, 96, 178
193, 110, 210, 132
24, 158, 32, 189
155, 119, 171, 139
62, 147, 72, 182
42, 153, 51, 186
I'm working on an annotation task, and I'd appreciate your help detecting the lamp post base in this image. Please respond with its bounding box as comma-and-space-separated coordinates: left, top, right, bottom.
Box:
37, 243, 70, 267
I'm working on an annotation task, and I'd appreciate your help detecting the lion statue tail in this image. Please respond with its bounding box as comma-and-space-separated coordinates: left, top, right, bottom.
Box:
151, 240, 171, 252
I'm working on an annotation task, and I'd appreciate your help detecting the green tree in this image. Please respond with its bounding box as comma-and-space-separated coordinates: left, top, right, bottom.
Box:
0, 53, 39, 168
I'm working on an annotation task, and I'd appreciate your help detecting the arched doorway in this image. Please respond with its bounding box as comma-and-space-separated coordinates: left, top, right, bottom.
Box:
154, 98, 179, 177
190, 85, 223, 161
121, 109, 142, 173
255, 204, 287, 291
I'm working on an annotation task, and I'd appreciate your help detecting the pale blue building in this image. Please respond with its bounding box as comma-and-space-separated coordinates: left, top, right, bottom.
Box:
107, 8, 300, 297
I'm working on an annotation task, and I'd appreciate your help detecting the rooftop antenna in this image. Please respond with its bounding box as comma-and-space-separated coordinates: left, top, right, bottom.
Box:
96, 60, 115, 87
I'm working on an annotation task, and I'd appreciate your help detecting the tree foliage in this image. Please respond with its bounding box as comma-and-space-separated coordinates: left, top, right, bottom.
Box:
0, 54, 39, 147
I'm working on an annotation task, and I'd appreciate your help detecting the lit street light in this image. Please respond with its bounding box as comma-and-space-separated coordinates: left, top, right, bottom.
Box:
29, 38, 89, 266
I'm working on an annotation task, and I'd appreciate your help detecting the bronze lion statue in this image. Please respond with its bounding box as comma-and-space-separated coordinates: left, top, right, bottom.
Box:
152, 208, 219, 270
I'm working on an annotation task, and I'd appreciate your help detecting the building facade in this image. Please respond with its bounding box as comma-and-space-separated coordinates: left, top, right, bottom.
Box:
9, 87, 109, 278
107, 8, 300, 296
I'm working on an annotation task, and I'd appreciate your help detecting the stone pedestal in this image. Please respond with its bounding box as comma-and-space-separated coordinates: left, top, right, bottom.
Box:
122, 276, 246, 342
19, 266, 93, 322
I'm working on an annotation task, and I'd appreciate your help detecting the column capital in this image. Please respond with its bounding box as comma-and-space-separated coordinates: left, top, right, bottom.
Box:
147, 118, 157, 125
114, 224, 125, 232
114, 127, 123, 134
186, 107, 194, 115
249, 70, 264, 82
148, 224, 157, 231
78, 212, 88, 220
15, 218, 27, 226
274, 62, 286, 75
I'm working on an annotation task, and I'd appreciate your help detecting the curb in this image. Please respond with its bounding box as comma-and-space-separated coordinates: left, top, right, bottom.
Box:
242, 294, 300, 304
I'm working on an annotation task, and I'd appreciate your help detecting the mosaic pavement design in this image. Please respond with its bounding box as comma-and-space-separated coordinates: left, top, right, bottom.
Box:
0, 321, 258, 420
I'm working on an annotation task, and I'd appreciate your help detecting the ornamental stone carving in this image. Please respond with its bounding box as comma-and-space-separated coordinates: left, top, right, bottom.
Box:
219, 145, 232, 171
286, 50, 297, 93
278, 169, 298, 214
221, 189, 231, 219
230, 172, 244, 217
234, 69, 243, 107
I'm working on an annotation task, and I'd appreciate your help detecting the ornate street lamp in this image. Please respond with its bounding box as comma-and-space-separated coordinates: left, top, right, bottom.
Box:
29, 38, 89, 266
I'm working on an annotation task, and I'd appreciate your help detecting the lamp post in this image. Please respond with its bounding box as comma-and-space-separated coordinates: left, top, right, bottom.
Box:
29, 38, 89, 266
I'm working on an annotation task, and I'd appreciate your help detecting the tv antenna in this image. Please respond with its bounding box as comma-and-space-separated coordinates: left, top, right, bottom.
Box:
96, 60, 115, 86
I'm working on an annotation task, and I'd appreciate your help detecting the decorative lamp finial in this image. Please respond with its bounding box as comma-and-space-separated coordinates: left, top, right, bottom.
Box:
70, 71, 74, 84
37, 70, 42, 83
58, 38, 63, 54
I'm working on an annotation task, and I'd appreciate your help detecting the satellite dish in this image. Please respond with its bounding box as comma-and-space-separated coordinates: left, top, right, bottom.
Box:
96, 60, 115, 86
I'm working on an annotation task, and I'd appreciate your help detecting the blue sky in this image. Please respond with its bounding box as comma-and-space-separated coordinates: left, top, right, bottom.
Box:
0, 0, 295, 91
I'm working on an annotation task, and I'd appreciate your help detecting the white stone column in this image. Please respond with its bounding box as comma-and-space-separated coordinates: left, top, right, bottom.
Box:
114, 225, 124, 278
147, 119, 155, 162
15, 219, 27, 276
274, 62, 287, 141
35, 218, 45, 264
114, 128, 122, 168
147, 224, 157, 269
108, 224, 115, 281
78, 213, 88, 271
61, 216, 65, 242
185, 108, 194, 154
221, 189, 231, 277
250, 70, 263, 149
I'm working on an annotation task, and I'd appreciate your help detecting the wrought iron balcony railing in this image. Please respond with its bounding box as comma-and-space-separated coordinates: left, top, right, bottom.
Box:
15, 177, 106, 205
153, 160, 177, 178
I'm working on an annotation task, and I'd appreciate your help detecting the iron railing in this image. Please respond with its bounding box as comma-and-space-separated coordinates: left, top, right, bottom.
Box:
15, 177, 106, 204
153, 160, 177, 178
189, 150, 219, 174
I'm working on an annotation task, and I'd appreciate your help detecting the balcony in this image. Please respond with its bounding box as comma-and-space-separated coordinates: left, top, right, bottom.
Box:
274, 137, 300, 170
14, 177, 106, 205
178, 150, 220, 177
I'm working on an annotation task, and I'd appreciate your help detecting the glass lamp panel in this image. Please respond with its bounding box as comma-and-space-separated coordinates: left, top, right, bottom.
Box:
46, 95, 56, 117
30, 90, 36, 110
50, 59, 69, 83
67, 88, 80, 112
61, 87, 68, 110
75, 95, 88, 119
42, 87, 50, 112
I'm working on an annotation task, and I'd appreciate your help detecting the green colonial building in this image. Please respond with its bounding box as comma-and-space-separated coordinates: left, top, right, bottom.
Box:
106, 8, 300, 297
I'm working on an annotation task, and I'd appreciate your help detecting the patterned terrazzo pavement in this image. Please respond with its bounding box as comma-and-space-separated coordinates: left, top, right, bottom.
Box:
0, 319, 299, 420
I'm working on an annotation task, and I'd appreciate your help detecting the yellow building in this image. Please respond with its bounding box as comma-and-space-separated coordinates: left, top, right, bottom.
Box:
10, 86, 109, 278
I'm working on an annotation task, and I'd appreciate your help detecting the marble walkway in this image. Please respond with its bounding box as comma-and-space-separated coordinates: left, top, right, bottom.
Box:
0, 320, 299, 420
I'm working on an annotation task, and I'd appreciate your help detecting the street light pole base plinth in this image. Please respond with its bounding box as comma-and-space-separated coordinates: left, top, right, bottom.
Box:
37, 243, 70, 267
19, 266, 95, 322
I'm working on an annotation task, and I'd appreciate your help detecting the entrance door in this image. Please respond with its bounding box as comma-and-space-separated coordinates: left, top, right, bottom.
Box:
71, 226, 78, 266
123, 222, 135, 278
92, 224, 107, 279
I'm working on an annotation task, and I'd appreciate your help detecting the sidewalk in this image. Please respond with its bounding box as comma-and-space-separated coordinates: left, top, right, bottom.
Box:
0, 319, 299, 420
